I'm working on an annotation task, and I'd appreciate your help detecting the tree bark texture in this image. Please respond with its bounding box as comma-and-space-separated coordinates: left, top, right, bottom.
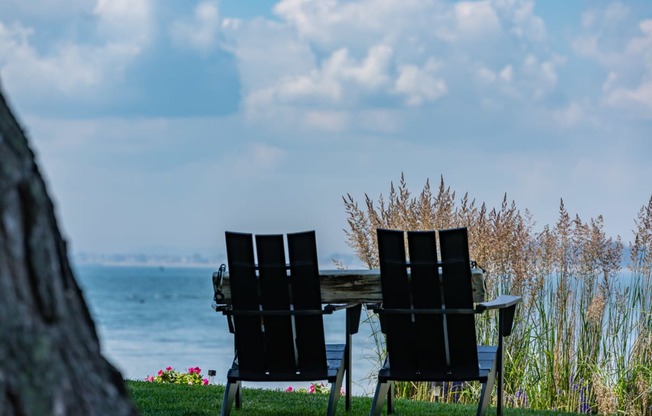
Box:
0, 88, 137, 415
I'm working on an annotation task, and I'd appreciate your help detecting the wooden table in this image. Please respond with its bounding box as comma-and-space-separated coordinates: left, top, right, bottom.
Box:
213, 269, 382, 304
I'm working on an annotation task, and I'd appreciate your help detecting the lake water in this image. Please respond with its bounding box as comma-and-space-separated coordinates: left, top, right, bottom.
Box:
74, 264, 378, 396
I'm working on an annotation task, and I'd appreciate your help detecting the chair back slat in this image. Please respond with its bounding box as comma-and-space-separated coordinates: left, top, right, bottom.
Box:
225, 231, 266, 373
438, 228, 479, 376
255, 234, 296, 373
407, 231, 446, 371
287, 231, 327, 373
377, 227, 479, 378
377, 229, 418, 372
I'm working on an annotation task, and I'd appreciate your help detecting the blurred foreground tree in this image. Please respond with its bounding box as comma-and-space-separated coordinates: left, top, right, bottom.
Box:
0, 87, 137, 415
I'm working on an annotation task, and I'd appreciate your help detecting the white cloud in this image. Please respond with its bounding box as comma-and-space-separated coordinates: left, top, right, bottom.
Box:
628, 19, 652, 54
581, 2, 629, 30
0, 22, 33, 64
394, 61, 447, 106
455, 1, 501, 38
302, 110, 349, 131
223, 18, 316, 94
0, 21, 136, 98
250, 143, 285, 168
0, 0, 153, 108
476, 67, 497, 83
273, 0, 446, 50
326, 45, 393, 89
551, 102, 585, 127
228, 143, 286, 177
93, 0, 153, 46
475, 64, 513, 84
223, 0, 562, 130
574, 5, 652, 118
499, 65, 513, 82
522, 54, 559, 99
244, 44, 394, 117
506, 0, 546, 42
604, 81, 652, 117
603, 2, 630, 25
170, 1, 221, 55
273, 0, 337, 42
243, 42, 449, 128
278, 71, 342, 103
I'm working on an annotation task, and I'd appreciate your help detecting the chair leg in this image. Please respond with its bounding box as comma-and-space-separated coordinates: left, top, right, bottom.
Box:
221, 379, 239, 416
327, 364, 346, 416
496, 335, 505, 416
496, 361, 503, 416
387, 381, 394, 414
345, 339, 352, 411
477, 364, 497, 416
235, 381, 242, 409
369, 380, 391, 416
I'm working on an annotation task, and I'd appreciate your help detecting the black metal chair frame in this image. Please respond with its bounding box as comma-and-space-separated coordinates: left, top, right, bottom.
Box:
216, 230, 361, 416
369, 227, 521, 416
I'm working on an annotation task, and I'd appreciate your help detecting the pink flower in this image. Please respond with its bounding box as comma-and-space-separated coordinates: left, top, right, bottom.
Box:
202, 378, 209, 385
309, 384, 316, 394
166, 366, 173, 371
286, 386, 293, 393
145, 375, 154, 382
157, 370, 163, 376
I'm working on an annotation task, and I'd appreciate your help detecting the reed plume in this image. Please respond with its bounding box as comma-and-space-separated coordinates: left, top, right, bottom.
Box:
343, 174, 652, 415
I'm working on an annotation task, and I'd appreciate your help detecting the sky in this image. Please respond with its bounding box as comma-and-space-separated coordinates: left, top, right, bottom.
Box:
1, 0, 651, 264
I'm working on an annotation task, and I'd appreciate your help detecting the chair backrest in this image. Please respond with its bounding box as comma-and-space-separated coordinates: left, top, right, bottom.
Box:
225, 231, 327, 377
377, 227, 479, 379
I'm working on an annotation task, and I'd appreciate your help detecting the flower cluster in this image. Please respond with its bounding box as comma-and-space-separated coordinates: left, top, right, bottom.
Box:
145, 366, 209, 385
286, 383, 343, 395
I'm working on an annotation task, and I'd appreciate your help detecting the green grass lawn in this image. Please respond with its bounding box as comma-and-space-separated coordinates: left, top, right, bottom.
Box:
127, 381, 583, 416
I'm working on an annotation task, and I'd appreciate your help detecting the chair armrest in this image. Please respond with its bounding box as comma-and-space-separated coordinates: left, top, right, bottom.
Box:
213, 304, 235, 333
213, 303, 230, 313
215, 303, 362, 335
366, 303, 382, 312
324, 303, 349, 313
475, 295, 521, 312
476, 295, 522, 337
324, 303, 362, 335
346, 303, 362, 335
221, 309, 326, 317
364, 303, 386, 335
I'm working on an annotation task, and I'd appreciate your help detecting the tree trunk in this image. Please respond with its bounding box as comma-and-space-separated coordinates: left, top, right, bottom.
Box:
0, 88, 137, 415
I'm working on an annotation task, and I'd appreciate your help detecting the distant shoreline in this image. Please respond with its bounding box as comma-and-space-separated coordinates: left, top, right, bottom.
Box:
72, 261, 221, 269
71, 253, 365, 270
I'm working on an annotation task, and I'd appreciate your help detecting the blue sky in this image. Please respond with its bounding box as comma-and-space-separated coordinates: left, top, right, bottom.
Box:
1, 0, 651, 263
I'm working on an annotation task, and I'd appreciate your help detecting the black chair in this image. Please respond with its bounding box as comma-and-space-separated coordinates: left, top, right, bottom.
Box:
369, 227, 521, 416
218, 230, 360, 416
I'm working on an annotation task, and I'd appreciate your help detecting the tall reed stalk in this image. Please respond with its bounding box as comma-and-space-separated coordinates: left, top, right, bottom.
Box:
342, 174, 652, 415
